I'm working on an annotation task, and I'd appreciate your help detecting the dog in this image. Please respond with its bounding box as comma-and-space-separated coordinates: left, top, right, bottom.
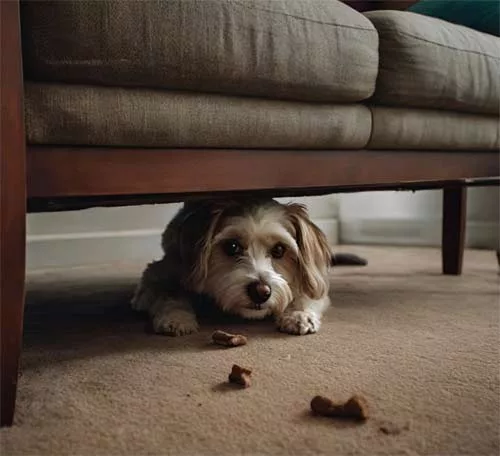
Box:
131, 197, 366, 336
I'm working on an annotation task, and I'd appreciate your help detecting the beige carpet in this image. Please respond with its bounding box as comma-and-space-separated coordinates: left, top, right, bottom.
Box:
2, 246, 499, 456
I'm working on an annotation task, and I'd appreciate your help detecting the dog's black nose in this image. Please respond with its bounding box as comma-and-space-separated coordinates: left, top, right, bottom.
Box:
247, 281, 271, 305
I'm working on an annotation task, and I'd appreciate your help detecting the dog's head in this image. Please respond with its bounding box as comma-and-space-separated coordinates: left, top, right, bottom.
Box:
178, 198, 331, 319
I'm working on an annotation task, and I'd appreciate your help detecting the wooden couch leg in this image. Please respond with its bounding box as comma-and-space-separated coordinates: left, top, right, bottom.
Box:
1, 0, 27, 427
0, 218, 26, 427
442, 187, 467, 275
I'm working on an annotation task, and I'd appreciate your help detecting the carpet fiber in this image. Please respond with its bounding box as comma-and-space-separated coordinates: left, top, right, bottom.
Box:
2, 246, 499, 456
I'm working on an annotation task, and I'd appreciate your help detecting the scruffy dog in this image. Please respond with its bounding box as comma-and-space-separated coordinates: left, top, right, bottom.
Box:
131, 198, 365, 336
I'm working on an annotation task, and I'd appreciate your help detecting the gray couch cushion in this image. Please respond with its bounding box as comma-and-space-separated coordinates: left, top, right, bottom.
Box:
21, 0, 378, 103
368, 106, 500, 150
25, 83, 372, 149
365, 11, 500, 114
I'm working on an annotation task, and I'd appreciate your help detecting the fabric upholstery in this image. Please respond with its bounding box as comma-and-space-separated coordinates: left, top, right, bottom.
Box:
25, 83, 372, 149
368, 107, 500, 150
365, 11, 500, 114
21, 0, 379, 103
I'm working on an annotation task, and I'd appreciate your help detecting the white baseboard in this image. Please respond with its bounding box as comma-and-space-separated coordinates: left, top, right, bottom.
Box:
340, 219, 499, 249
315, 219, 339, 247
27, 229, 165, 271
27, 219, 339, 271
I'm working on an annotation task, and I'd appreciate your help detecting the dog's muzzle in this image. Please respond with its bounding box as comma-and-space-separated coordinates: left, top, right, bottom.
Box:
246, 281, 271, 309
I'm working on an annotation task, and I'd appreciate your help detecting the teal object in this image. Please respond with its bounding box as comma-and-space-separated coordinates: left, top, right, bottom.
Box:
408, 0, 500, 36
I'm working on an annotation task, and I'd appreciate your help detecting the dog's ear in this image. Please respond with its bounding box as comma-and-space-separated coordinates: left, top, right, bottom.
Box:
286, 204, 332, 299
171, 200, 233, 289
188, 205, 226, 287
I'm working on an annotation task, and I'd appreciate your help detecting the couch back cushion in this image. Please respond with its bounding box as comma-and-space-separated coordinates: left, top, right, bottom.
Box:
408, 0, 499, 36
21, 0, 379, 103
366, 10, 500, 114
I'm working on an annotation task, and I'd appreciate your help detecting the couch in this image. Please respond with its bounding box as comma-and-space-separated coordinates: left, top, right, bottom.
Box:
1, 0, 499, 426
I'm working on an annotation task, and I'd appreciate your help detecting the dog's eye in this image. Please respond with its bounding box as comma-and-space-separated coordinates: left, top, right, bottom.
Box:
270, 243, 286, 259
222, 239, 243, 257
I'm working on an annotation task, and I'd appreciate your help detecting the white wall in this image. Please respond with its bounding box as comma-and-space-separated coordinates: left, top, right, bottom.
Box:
27, 195, 339, 270
338, 187, 499, 249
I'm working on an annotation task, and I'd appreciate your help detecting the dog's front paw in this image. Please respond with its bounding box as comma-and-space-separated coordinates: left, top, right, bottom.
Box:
277, 311, 320, 336
153, 309, 199, 336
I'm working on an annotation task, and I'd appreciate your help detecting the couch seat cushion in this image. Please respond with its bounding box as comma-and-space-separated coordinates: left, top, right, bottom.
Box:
21, 0, 378, 103
365, 11, 500, 114
368, 106, 500, 150
25, 83, 372, 149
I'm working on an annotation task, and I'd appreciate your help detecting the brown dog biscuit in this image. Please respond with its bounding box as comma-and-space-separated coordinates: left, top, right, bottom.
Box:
212, 330, 248, 347
228, 364, 252, 388
311, 395, 369, 421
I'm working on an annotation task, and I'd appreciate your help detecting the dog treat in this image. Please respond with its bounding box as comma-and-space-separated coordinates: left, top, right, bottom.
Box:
212, 330, 248, 347
310, 395, 369, 421
228, 364, 252, 388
